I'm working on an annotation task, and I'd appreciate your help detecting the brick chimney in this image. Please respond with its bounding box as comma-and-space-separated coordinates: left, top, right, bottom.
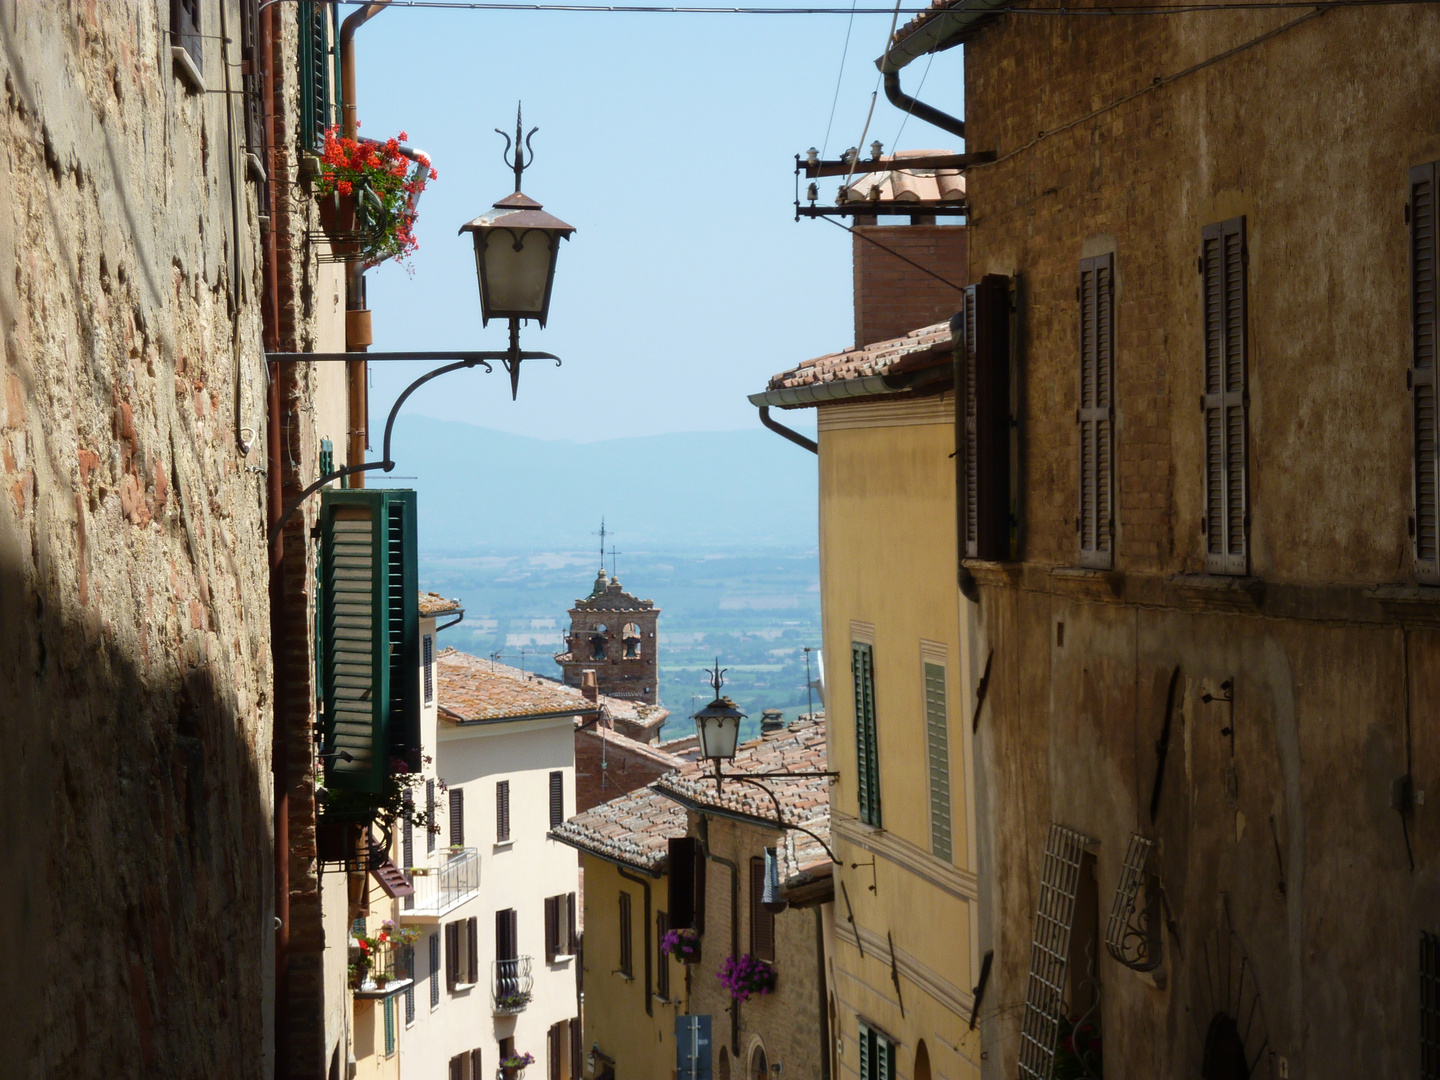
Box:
581, 669, 598, 703
853, 222, 968, 348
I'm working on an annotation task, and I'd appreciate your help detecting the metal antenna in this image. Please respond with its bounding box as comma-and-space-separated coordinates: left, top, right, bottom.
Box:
804, 646, 815, 720
594, 518, 606, 570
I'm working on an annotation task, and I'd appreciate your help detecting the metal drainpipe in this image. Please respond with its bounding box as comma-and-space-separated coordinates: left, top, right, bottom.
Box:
816, 906, 830, 1080
338, 2, 390, 486
698, 816, 742, 1056
882, 69, 966, 140
616, 867, 655, 1017
757, 406, 818, 455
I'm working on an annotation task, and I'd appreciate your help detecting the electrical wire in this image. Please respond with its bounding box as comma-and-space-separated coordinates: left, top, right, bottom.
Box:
819, 0, 861, 159
888, 48, 935, 150
820, 214, 965, 290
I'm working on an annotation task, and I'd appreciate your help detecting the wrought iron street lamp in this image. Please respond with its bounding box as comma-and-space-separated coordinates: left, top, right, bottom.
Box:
693, 661, 745, 766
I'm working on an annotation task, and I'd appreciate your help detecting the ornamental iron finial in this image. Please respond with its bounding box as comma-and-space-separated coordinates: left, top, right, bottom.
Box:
495, 102, 538, 194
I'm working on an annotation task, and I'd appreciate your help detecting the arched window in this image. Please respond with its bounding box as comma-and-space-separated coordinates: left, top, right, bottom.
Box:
915, 1039, 932, 1080
717, 1048, 730, 1080
590, 623, 607, 660
750, 1045, 768, 1080
622, 622, 641, 659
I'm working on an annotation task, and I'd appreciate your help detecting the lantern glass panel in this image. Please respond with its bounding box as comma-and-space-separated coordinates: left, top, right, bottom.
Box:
481, 229, 553, 318
695, 713, 740, 761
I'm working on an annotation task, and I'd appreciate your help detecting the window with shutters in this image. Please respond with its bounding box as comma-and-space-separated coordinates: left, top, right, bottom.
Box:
496, 908, 519, 961
296, 1, 339, 153
318, 489, 419, 792
1017, 823, 1092, 1080
549, 1019, 574, 1080
749, 857, 776, 963
923, 660, 953, 863
857, 1021, 897, 1080
449, 1054, 465, 1080
449, 787, 465, 848
550, 770, 565, 828
423, 633, 435, 704
402, 791, 415, 910
1411, 163, 1440, 584
955, 274, 1014, 563
404, 945, 416, 1024
467, 915, 479, 985
667, 836, 705, 932
426, 779, 437, 854
429, 931, 441, 1008
1200, 218, 1250, 576
619, 891, 634, 976
472, 1049, 484, 1080
657, 911, 671, 1000
445, 920, 460, 991
497, 779, 512, 843
383, 996, 395, 1056
545, 894, 575, 962
852, 642, 881, 827
170, 0, 203, 87
1078, 253, 1116, 568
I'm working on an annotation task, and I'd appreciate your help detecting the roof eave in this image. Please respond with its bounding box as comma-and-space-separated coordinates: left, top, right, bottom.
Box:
748, 358, 953, 410
879, 0, 1010, 73
441, 705, 598, 727
548, 828, 667, 877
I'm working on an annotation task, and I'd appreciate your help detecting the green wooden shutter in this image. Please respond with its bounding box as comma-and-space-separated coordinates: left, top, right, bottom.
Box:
858, 1022, 872, 1080
319, 488, 419, 792
852, 643, 881, 827
880, 1034, 895, 1080
383, 996, 395, 1055
297, 2, 332, 153
1201, 218, 1249, 575
924, 662, 952, 862
1078, 254, 1115, 569
1411, 162, 1439, 584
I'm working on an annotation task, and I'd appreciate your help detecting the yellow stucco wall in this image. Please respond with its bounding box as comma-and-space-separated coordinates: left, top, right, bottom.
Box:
817, 395, 981, 1080
580, 854, 678, 1079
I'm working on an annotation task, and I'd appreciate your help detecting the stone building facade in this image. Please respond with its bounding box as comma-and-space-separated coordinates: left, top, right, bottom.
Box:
556, 568, 661, 705
874, 3, 1440, 1078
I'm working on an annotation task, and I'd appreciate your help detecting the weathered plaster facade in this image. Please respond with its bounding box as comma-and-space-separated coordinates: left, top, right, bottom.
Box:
0, 3, 274, 1074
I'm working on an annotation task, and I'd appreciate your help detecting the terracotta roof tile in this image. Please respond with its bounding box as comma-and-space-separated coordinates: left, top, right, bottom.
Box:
418, 591, 462, 616
765, 322, 952, 392
549, 783, 688, 873
892, 0, 963, 50
436, 648, 670, 729
837, 150, 966, 206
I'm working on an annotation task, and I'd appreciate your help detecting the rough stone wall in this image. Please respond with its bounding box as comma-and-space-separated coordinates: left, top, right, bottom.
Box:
957, 7, 1440, 1079
852, 224, 967, 348
690, 815, 826, 1080
0, 4, 274, 1076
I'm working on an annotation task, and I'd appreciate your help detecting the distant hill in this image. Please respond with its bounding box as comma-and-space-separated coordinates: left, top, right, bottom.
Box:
377, 416, 819, 553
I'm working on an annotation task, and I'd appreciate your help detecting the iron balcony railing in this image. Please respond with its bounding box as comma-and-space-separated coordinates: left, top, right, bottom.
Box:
492, 956, 534, 1015
402, 847, 480, 917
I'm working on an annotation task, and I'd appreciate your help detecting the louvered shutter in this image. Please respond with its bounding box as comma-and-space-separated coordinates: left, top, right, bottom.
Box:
402, 792, 414, 867
496, 908, 518, 961
955, 275, 1013, 562
656, 911, 671, 999
449, 1055, 464, 1080
749, 857, 775, 962
471, 1050, 483, 1080
449, 788, 465, 848
383, 995, 395, 1055
426, 779, 436, 854
1411, 163, 1440, 583
852, 643, 881, 827
497, 780, 511, 842
445, 921, 459, 991
924, 662, 952, 862
571, 1016, 583, 1079
1201, 219, 1249, 575
668, 837, 699, 930
550, 771, 564, 828
1078, 254, 1116, 568
467, 916, 479, 984
858, 1022, 872, 1080
296, 2, 333, 152
423, 633, 434, 704
545, 895, 560, 962
319, 489, 419, 792
567, 892, 578, 954
619, 892, 633, 975
171, 0, 202, 74
429, 931, 441, 1007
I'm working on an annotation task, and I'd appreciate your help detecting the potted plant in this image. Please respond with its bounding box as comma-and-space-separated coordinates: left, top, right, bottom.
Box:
1053, 1013, 1102, 1079
314, 124, 436, 266
500, 1050, 535, 1079
661, 927, 702, 964
496, 989, 532, 1011
716, 953, 778, 1003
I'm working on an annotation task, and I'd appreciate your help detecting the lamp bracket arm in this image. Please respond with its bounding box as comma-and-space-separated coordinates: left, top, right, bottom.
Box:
720, 774, 837, 864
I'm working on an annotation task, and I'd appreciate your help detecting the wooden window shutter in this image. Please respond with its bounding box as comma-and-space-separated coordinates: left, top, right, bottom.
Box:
667, 837, 701, 930
319, 489, 420, 792
429, 931, 441, 1007
656, 911, 671, 1000
955, 275, 1013, 562
495, 907, 518, 961
567, 892, 578, 954
550, 770, 564, 829
296, 2, 334, 152
423, 633, 434, 704
497, 780, 511, 842
570, 1016, 582, 1078
445, 921, 459, 991
1411, 162, 1440, 583
549, 1022, 564, 1080
426, 779, 436, 854
383, 996, 395, 1055
545, 895, 560, 963
402, 792, 414, 867
858, 1022, 872, 1080
619, 891, 633, 975
851, 643, 881, 827
924, 662, 953, 862
1078, 254, 1116, 568
1201, 218, 1250, 575
471, 1050, 483, 1080
171, 0, 202, 74
749, 857, 775, 962
449, 787, 465, 848
467, 916, 479, 984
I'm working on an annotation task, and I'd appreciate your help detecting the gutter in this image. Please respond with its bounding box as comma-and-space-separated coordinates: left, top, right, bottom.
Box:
882, 70, 965, 140
747, 360, 953, 410
878, 0, 1009, 73
698, 816, 743, 1056
616, 866, 655, 1017
547, 829, 666, 879
757, 406, 817, 455
442, 707, 598, 727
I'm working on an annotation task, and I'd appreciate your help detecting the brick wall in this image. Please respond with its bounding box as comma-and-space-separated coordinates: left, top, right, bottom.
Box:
574, 728, 678, 813
853, 225, 968, 347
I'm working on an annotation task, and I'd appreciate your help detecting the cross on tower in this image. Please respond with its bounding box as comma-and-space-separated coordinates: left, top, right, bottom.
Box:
608, 544, 622, 578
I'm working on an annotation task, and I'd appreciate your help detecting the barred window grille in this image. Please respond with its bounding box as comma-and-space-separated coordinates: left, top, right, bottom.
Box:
1017, 823, 1091, 1080
1424, 931, 1440, 1080
1103, 834, 1161, 973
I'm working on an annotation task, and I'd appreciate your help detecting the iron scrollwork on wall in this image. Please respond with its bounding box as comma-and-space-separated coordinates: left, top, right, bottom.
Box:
1104, 833, 1163, 973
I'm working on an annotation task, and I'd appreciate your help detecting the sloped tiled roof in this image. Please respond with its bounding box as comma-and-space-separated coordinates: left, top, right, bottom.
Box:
577, 725, 687, 772
549, 784, 688, 873
437, 647, 670, 729
838, 150, 965, 205
418, 591, 462, 617
764, 322, 952, 393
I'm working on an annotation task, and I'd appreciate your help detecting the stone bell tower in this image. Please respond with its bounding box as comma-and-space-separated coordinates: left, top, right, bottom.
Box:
556, 567, 660, 705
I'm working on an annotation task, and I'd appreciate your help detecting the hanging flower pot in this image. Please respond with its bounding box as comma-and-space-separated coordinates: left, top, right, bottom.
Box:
314, 125, 436, 266
716, 953, 778, 1003
661, 927, 702, 965
317, 189, 361, 260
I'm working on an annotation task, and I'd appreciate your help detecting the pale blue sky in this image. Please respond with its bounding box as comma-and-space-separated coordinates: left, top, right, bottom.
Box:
353, 3, 963, 442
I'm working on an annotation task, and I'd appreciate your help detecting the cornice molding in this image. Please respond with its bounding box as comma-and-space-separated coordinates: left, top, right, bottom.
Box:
833, 915, 974, 1019
833, 811, 978, 901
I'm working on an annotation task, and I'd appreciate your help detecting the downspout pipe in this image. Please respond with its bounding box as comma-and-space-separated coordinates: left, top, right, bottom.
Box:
616, 866, 654, 1017
882, 69, 965, 140
758, 406, 818, 455
698, 816, 742, 1056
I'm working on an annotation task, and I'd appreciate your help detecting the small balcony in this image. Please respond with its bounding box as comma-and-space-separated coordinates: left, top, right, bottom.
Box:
492, 956, 534, 1015
401, 847, 480, 919
350, 941, 414, 1001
